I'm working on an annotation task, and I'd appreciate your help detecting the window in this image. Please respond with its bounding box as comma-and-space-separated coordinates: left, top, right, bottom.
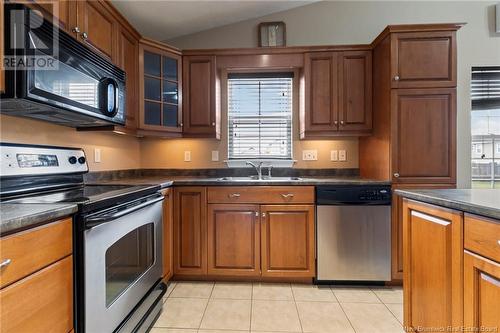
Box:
471, 66, 500, 189
227, 72, 293, 160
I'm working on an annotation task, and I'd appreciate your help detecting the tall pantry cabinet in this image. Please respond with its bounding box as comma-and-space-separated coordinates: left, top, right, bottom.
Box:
359, 23, 464, 281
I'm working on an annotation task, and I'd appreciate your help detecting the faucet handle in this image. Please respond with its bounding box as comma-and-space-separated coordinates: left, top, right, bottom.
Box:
267, 165, 273, 177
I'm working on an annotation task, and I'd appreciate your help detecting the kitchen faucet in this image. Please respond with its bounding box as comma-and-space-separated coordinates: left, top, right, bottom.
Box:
246, 161, 264, 179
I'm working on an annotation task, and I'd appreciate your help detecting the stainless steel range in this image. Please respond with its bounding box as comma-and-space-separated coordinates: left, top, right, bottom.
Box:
1, 143, 166, 333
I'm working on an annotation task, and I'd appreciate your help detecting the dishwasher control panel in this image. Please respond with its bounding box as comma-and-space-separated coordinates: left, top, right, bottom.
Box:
316, 185, 392, 205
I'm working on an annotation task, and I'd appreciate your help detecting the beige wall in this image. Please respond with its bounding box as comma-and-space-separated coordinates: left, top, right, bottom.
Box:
0, 115, 141, 171
168, 1, 500, 187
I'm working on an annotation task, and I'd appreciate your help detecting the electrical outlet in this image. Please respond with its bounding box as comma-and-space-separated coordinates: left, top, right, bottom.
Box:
184, 151, 191, 162
302, 150, 318, 161
211, 151, 219, 162
94, 148, 101, 163
339, 150, 347, 161
330, 150, 338, 161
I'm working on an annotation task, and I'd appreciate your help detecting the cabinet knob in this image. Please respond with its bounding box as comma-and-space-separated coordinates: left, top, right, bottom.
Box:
261, 212, 266, 218
81, 32, 88, 40
255, 211, 259, 217
340, 120, 345, 125
394, 75, 400, 81
394, 173, 400, 178
334, 120, 338, 125
212, 122, 215, 126
0, 258, 12, 268
180, 123, 183, 127
72, 26, 80, 33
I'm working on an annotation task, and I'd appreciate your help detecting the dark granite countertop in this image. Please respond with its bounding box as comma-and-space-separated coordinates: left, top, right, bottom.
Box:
395, 189, 500, 220
0, 203, 78, 236
87, 176, 391, 188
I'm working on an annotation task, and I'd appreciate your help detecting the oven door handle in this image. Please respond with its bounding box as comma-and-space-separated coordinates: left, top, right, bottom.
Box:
84, 194, 164, 229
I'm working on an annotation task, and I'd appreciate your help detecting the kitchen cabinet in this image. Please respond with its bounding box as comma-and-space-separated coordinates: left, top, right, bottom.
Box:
463, 251, 500, 331
0, 0, 4, 93
139, 39, 183, 135
391, 88, 456, 184
302, 50, 372, 138
75, 0, 118, 61
261, 205, 315, 278
391, 31, 457, 88
207, 204, 261, 276
117, 26, 140, 130
162, 188, 174, 280
182, 55, 218, 138
402, 200, 463, 332
31, 0, 73, 33
338, 51, 372, 133
0, 218, 73, 333
173, 187, 207, 276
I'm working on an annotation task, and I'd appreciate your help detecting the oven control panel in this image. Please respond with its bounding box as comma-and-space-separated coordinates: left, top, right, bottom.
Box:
1, 143, 88, 177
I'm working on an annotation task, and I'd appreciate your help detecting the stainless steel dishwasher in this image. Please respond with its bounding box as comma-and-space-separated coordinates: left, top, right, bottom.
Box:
316, 185, 392, 282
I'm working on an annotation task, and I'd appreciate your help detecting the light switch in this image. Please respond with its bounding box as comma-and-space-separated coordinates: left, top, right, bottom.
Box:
94, 148, 101, 163
302, 150, 318, 161
184, 151, 191, 162
330, 150, 338, 161
211, 150, 219, 162
339, 150, 347, 161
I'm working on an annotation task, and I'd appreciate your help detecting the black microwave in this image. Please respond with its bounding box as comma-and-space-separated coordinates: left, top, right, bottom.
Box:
1, 4, 126, 128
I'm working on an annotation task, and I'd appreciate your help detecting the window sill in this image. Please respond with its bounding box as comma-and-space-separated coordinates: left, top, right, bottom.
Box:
225, 159, 296, 168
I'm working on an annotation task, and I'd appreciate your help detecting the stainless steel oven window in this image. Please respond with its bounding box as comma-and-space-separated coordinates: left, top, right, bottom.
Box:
105, 223, 155, 307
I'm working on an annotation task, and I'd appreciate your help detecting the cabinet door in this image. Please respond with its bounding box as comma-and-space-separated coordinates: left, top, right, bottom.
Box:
139, 43, 182, 133
403, 200, 463, 332
32, 0, 74, 34
207, 204, 260, 276
118, 27, 139, 130
173, 187, 207, 276
464, 251, 500, 331
162, 188, 174, 280
302, 52, 339, 137
338, 51, 372, 133
182, 55, 217, 137
261, 205, 315, 278
391, 184, 455, 281
76, 0, 117, 61
391, 88, 456, 184
391, 31, 456, 88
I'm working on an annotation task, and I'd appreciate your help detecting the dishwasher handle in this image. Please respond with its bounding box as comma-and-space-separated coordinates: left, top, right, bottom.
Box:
84, 194, 164, 229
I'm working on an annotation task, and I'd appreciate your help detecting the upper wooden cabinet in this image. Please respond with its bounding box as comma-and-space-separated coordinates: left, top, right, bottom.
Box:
403, 200, 463, 332
391, 88, 456, 183
138, 40, 183, 134
391, 31, 457, 88
31, 0, 73, 33
207, 204, 261, 276
261, 205, 315, 278
173, 187, 207, 276
182, 55, 218, 138
302, 50, 372, 138
118, 27, 139, 130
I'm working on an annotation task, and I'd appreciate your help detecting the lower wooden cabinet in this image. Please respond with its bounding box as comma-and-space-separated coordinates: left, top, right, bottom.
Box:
173, 187, 208, 276
402, 200, 463, 332
162, 188, 174, 280
207, 204, 260, 276
261, 205, 315, 278
463, 251, 500, 331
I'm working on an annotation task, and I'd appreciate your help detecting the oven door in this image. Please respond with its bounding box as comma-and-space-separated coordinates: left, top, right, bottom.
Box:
83, 195, 163, 333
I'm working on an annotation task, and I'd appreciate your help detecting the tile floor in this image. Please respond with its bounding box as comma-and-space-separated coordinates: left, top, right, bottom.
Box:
151, 282, 403, 333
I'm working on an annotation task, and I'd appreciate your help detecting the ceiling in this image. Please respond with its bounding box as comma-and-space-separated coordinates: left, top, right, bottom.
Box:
111, 0, 317, 41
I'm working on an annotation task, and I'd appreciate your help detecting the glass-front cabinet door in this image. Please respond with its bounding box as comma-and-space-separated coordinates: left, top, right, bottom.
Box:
139, 41, 182, 133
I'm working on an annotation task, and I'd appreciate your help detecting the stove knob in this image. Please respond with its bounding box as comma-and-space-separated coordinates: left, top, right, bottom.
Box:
68, 156, 77, 164
78, 156, 86, 164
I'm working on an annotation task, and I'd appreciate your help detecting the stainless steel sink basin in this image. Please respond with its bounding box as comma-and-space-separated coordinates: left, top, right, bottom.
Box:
217, 176, 303, 182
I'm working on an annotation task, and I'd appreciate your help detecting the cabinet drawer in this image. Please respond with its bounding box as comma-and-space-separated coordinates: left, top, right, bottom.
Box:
465, 214, 500, 263
208, 186, 315, 204
0, 218, 72, 288
0, 256, 73, 333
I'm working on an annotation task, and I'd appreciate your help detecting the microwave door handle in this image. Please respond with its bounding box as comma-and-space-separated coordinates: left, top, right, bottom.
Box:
84, 195, 164, 229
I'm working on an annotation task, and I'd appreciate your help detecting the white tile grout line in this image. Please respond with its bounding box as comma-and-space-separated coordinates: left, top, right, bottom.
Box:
372, 288, 404, 326
197, 282, 215, 330
290, 283, 305, 333
249, 282, 254, 332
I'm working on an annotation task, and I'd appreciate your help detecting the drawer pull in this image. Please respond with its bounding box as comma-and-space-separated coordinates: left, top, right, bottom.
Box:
481, 272, 500, 288
228, 193, 241, 198
0, 259, 12, 268
281, 193, 294, 199
411, 210, 450, 226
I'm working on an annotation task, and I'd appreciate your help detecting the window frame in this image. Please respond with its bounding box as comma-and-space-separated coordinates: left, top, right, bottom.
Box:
223, 68, 298, 168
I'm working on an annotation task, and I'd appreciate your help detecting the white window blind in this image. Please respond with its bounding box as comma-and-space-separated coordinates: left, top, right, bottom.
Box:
228, 72, 293, 160
472, 66, 500, 111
